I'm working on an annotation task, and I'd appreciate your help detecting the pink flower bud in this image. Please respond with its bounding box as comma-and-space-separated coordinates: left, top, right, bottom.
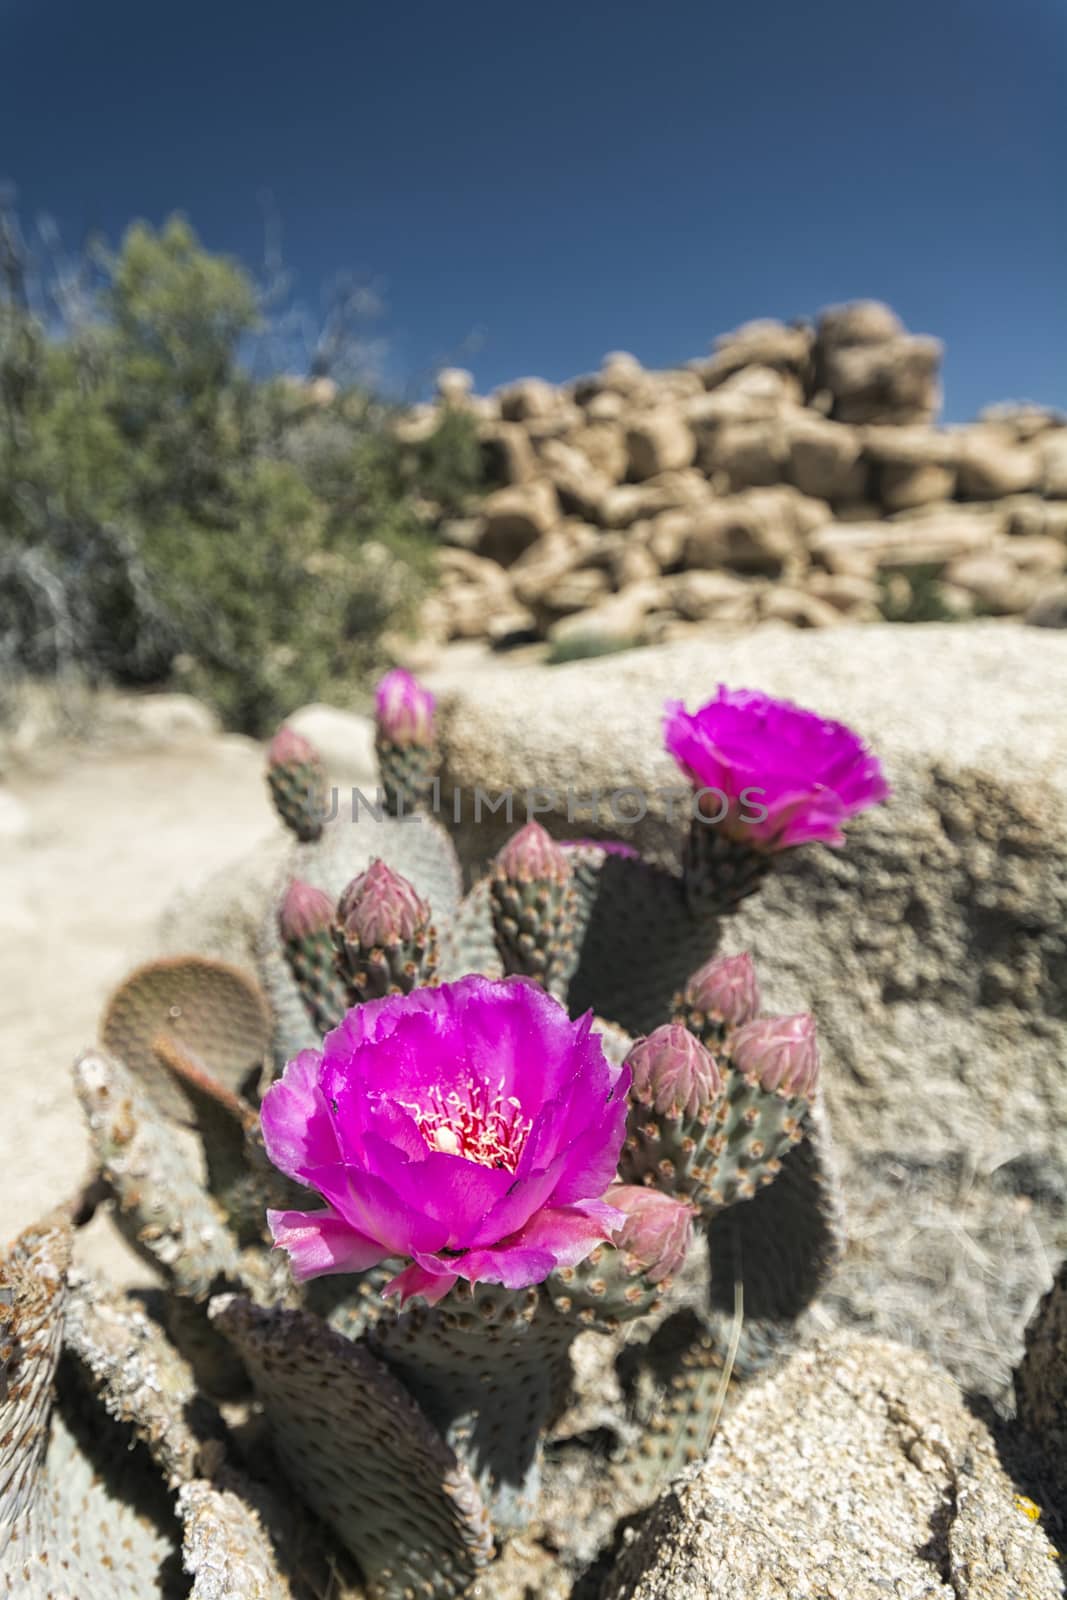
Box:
278, 879, 334, 943
626, 1024, 722, 1120
267, 725, 320, 769
496, 821, 571, 885
375, 669, 436, 746
685, 952, 761, 1026
336, 859, 429, 950
731, 1012, 819, 1097
607, 1185, 693, 1283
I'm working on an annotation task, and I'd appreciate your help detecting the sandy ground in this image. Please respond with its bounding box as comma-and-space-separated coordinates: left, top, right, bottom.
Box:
0, 732, 276, 1278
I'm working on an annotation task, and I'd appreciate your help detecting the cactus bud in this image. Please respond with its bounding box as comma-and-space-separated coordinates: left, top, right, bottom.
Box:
267, 726, 319, 768
266, 725, 328, 843
489, 822, 577, 991
374, 669, 436, 747
607, 1186, 693, 1285
333, 860, 438, 1003
687, 952, 760, 1026
497, 821, 570, 885
618, 1025, 727, 1203
675, 951, 762, 1047
277, 879, 346, 1036
626, 1025, 722, 1120
373, 670, 438, 816
730, 1013, 819, 1098
278, 879, 334, 943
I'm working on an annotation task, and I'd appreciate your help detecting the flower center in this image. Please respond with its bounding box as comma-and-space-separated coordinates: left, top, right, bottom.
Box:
406, 1075, 531, 1171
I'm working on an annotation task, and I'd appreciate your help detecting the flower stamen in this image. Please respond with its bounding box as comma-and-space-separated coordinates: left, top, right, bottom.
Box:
406, 1075, 531, 1171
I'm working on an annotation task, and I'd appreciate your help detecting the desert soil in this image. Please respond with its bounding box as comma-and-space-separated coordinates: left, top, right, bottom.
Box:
0, 732, 276, 1280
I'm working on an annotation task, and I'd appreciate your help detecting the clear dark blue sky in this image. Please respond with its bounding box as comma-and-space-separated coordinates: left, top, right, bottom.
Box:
2, 0, 1064, 419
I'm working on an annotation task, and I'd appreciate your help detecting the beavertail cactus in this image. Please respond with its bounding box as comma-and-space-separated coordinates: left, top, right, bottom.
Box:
374, 667, 438, 816
266, 724, 329, 842
333, 858, 440, 1004
47, 673, 891, 1594
489, 820, 578, 990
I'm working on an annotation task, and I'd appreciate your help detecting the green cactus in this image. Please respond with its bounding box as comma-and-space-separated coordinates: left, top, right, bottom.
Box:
681, 821, 773, 916
376, 732, 439, 818
276, 879, 347, 1037
48, 706, 858, 1596
255, 811, 463, 1067
0, 1215, 297, 1600
488, 821, 579, 992
212, 1294, 494, 1599
266, 726, 329, 843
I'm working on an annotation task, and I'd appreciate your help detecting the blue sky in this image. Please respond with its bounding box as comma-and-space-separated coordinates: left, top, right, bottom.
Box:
2, 0, 1063, 419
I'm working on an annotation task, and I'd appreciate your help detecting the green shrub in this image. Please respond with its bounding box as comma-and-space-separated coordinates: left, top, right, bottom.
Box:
0, 206, 441, 735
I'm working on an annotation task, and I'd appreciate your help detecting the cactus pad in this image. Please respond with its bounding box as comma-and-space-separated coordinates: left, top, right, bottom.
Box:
212, 1294, 494, 1599
101, 956, 272, 1122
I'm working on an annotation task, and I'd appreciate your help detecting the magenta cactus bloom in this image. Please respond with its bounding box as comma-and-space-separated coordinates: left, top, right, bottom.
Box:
278, 879, 334, 942
685, 952, 761, 1027
375, 668, 436, 746
496, 821, 571, 884
336, 859, 430, 949
626, 1024, 722, 1120
261, 976, 630, 1305
664, 686, 888, 850
731, 1012, 820, 1098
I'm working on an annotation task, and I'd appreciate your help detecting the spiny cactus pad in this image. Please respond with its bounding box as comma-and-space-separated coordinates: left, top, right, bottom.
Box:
1, 1216, 294, 1600
100, 955, 272, 1122
682, 824, 772, 915
266, 726, 329, 843
75, 1047, 241, 1297
488, 822, 579, 992
212, 1294, 494, 1599
277, 879, 347, 1037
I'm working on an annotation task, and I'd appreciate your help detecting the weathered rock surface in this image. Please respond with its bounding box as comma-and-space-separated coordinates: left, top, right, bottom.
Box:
601, 1335, 1063, 1600
432, 622, 1067, 1400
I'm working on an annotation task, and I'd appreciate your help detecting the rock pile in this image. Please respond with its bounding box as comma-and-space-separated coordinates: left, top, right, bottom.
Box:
400, 303, 1067, 648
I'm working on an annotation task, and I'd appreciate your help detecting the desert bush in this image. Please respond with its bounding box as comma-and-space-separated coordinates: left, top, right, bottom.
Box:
0, 204, 458, 735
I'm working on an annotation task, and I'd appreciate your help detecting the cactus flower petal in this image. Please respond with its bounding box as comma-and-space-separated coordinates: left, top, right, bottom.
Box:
266, 1207, 390, 1281
261, 976, 630, 1300
664, 685, 888, 850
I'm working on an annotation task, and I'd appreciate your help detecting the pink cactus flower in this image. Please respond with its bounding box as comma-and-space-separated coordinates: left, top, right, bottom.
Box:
664, 686, 888, 850
261, 975, 630, 1305
626, 1024, 722, 1120
374, 668, 436, 746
